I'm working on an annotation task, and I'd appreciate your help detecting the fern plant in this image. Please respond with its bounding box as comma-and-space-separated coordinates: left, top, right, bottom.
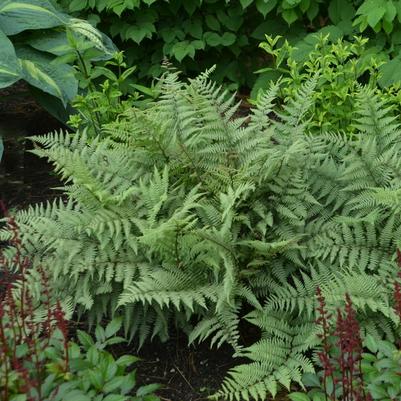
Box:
2, 69, 401, 400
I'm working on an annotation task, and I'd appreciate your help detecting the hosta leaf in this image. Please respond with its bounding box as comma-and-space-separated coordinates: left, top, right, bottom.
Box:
28, 31, 72, 56
16, 46, 77, 105
0, 29, 21, 88
0, 0, 69, 35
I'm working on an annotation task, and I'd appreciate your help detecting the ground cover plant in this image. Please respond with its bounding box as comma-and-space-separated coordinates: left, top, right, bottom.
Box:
2, 68, 401, 400
55, 0, 401, 92
0, 205, 160, 401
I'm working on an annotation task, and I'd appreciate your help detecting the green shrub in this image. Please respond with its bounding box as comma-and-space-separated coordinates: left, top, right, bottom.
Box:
3, 70, 401, 400
253, 34, 401, 133
55, 0, 401, 91
54, 0, 326, 89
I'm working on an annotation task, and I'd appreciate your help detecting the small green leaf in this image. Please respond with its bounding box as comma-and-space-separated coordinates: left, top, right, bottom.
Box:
204, 32, 221, 46
105, 317, 123, 338
205, 15, 220, 31
62, 391, 91, 401
10, 395, 27, 401
172, 41, 195, 62
103, 376, 125, 393
116, 355, 140, 367
364, 334, 378, 353
240, 0, 253, 9
136, 383, 161, 397
282, 9, 298, 24
69, 0, 88, 12
77, 330, 95, 349
95, 324, 106, 343
220, 32, 236, 46
289, 392, 312, 401
88, 369, 104, 390
102, 395, 126, 401
256, 0, 277, 17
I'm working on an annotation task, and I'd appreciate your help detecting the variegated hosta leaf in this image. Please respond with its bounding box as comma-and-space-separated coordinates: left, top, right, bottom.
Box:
0, 0, 69, 35
16, 46, 77, 105
0, 29, 21, 88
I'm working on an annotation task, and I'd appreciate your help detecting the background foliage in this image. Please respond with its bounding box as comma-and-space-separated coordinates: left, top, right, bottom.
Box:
56, 0, 401, 91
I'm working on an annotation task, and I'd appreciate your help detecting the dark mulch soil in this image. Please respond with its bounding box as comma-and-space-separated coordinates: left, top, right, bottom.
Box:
131, 334, 238, 401
0, 82, 63, 209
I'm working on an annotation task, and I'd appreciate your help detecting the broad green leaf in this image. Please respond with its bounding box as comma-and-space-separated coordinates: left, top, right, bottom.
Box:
28, 31, 72, 56
0, 0, 69, 35
378, 57, 401, 87
0, 29, 21, 88
16, 46, 77, 105
328, 0, 355, 24
384, 0, 397, 22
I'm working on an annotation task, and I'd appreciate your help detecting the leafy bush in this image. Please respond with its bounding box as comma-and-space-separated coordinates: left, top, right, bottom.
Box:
0, 207, 160, 401
253, 34, 401, 133
3, 70, 401, 400
55, 0, 401, 91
